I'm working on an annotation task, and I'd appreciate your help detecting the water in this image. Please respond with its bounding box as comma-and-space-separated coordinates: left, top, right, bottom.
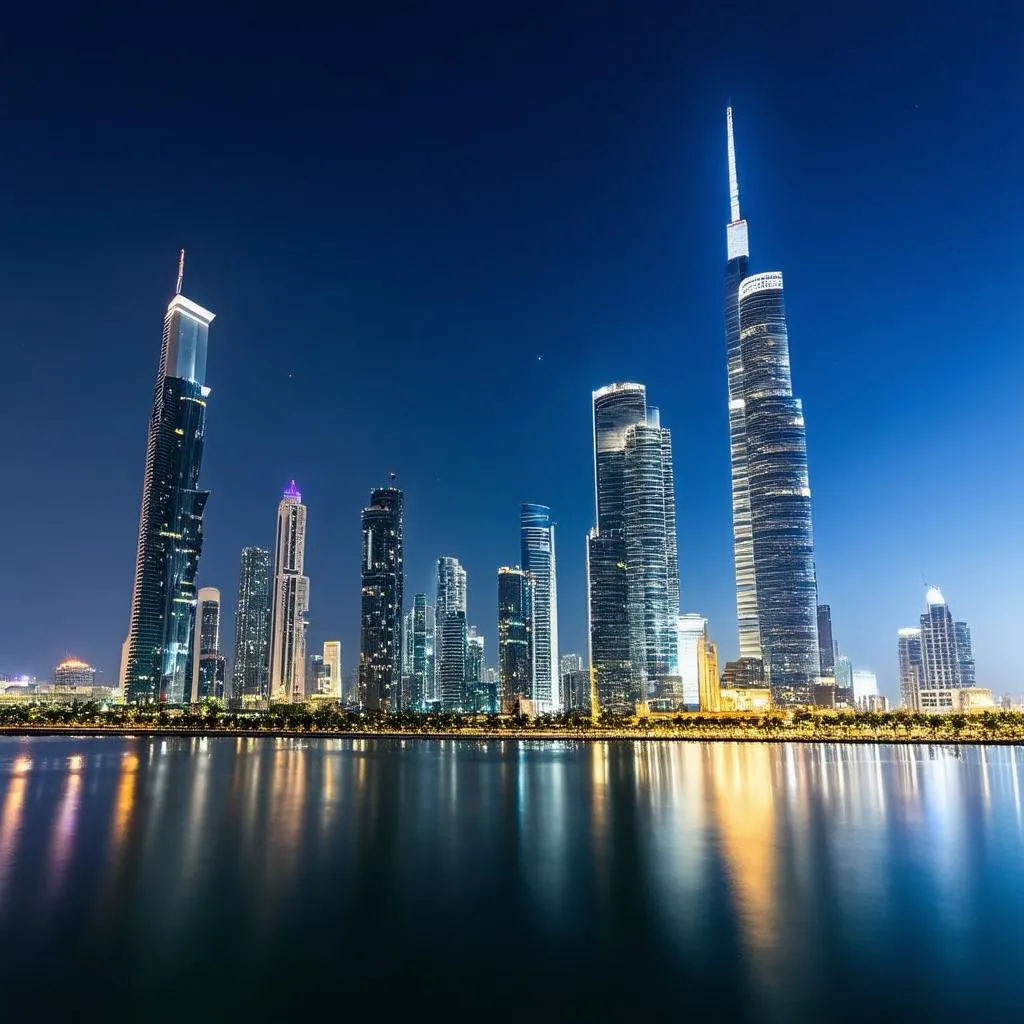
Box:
0, 737, 1022, 1020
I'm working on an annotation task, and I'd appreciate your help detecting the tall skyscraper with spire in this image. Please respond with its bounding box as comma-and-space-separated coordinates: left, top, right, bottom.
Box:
269, 482, 310, 702
726, 108, 821, 705
435, 556, 468, 711
723, 108, 760, 662
358, 483, 404, 711
121, 253, 215, 704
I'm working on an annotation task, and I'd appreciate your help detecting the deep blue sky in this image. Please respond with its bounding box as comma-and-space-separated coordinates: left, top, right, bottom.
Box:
2, 2, 1021, 699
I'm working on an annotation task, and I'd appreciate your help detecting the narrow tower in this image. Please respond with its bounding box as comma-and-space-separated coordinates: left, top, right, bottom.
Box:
520, 504, 559, 712
231, 546, 271, 702
723, 108, 761, 661
268, 482, 310, 702
121, 253, 215, 703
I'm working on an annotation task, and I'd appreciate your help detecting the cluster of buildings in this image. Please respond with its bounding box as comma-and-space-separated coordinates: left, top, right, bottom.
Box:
16, 109, 986, 717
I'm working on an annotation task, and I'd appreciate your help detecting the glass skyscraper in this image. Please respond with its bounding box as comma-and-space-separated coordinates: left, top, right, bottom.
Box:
816, 603, 836, 675
520, 503, 558, 711
897, 627, 924, 710
122, 255, 215, 704
402, 594, 433, 711
269, 482, 310, 703
435, 556, 467, 711
231, 546, 271, 702
498, 567, 533, 714
188, 587, 224, 702
954, 620, 976, 687
919, 587, 960, 690
358, 485, 404, 711
738, 272, 821, 704
723, 108, 760, 662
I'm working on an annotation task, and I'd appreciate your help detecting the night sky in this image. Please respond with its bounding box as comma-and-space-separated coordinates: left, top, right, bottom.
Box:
2, 2, 1021, 699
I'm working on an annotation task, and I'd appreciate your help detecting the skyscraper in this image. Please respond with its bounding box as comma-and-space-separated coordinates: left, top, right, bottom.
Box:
624, 410, 679, 690
723, 108, 760, 662
920, 587, 960, 690
587, 383, 680, 715
53, 659, 97, 693
816, 604, 836, 676
189, 587, 224, 702
435, 556, 468, 711
465, 626, 486, 712
520, 503, 559, 711
676, 614, 707, 709
358, 484, 404, 711
307, 653, 327, 699
834, 655, 855, 707
852, 669, 879, 707
698, 632, 720, 712
559, 652, 584, 677
269, 482, 309, 703
231, 546, 271, 702
122, 254, 214, 704
897, 628, 924, 710
403, 595, 433, 711
498, 567, 533, 714
323, 641, 342, 699
739, 271, 821, 705
954, 621, 976, 687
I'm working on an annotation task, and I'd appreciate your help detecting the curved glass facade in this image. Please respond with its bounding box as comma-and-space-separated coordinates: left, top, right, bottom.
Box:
497, 567, 532, 714
739, 273, 820, 704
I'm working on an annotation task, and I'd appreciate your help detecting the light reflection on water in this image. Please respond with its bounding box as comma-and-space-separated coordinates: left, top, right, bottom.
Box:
0, 738, 1021, 1020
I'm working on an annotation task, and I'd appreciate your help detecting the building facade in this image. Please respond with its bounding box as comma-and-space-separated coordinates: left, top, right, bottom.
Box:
122, 256, 215, 703
465, 627, 486, 713
403, 595, 433, 711
435, 557, 468, 711
676, 614, 707, 709
738, 271, 821, 704
231, 547, 271, 702
53, 659, 97, 693
920, 588, 960, 690
498, 567, 533, 714
520, 503, 559, 712
269, 482, 310, 703
323, 641, 342, 699
954, 621, 976, 687
697, 633, 720, 712
189, 587, 224, 702
897, 627, 924, 710
358, 486, 404, 711
816, 604, 836, 675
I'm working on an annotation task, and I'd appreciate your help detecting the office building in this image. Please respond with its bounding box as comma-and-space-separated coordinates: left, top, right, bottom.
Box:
53, 659, 97, 692
723, 107, 760, 662
308, 653, 327, 699
121, 253, 214, 703
720, 657, 765, 690
676, 614, 707, 709
358, 484, 404, 711
521, 503, 559, 711
435, 557, 468, 711
560, 652, 583, 678
563, 669, 591, 715
269, 482, 310, 703
852, 669, 879, 707
323, 641, 342, 699
919, 687, 995, 713
498, 567, 532, 714
189, 587, 224, 702
920, 587, 960, 690
954, 621, 976, 687
834, 655, 855, 707
465, 626, 486, 712
816, 604, 836, 675
698, 633, 720, 712
231, 547, 271, 702
403, 595, 433, 712
897, 628, 924, 710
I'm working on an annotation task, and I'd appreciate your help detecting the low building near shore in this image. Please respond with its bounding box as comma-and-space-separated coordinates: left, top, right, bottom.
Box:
719, 687, 772, 712
918, 687, 995, 713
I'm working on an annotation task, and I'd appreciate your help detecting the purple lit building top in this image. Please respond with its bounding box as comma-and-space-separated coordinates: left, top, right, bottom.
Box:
283, 480, 302, 502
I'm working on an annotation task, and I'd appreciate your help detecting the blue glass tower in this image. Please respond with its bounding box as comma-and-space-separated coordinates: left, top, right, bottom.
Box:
122, 254, 215, 704
520, 503, 558, 711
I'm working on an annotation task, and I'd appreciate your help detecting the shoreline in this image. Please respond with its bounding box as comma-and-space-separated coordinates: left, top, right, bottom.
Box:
1, 726, 1021, 746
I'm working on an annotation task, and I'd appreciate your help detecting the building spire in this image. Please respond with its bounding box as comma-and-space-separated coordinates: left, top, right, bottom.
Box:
175, 249, 185, 296
727, 106, 741, 223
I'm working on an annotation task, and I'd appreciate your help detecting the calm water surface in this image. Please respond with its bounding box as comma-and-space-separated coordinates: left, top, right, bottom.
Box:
0, 737, 1022, 1020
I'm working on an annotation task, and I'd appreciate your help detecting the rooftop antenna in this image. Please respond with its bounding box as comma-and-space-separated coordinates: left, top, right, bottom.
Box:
388, 471, 397, 487
726, 105, 741, 223
175, 248, 185, 296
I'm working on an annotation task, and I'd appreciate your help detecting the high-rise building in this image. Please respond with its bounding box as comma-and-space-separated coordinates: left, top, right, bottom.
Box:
189, 587, 224, 702
465, 627, 486, 713
587, 383, 680, 715
723, 108, 760, 662
231, 547, 271, 702
122, 254, 215, 704
920, 587, 960, 690
563, 669, 591, 715
816, 604, 836, 675
698, 632, 720, 712
269, 482, 310, 703
358, 485, 404, 711
307, 653, 327, 699
739, 270, 820, 705
624, 411, 680, 692
559, 652, 583, 678
403, 595, 433, 711
676, 614, 707, 709
323, 641, 342, 699
435, 556, 468, 711
852, 669, 879, 707
834, 655, 854, 707
521, 503, 559, 711
498, 567, 533, 714
53, 659, 96, 693
897, 628, 924, 710
954, 621, 976, 687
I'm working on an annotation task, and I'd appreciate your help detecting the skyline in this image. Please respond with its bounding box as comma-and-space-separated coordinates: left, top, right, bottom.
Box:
2, 7, 1021, 700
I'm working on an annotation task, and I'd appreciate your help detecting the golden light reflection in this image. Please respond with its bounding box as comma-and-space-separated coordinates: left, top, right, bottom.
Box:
46, 768, 83, 902
0, 769, 29, 907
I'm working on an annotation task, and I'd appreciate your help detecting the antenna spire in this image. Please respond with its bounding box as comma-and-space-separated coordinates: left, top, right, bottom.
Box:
727, 106, 741, 223
175, 249, 185, 296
